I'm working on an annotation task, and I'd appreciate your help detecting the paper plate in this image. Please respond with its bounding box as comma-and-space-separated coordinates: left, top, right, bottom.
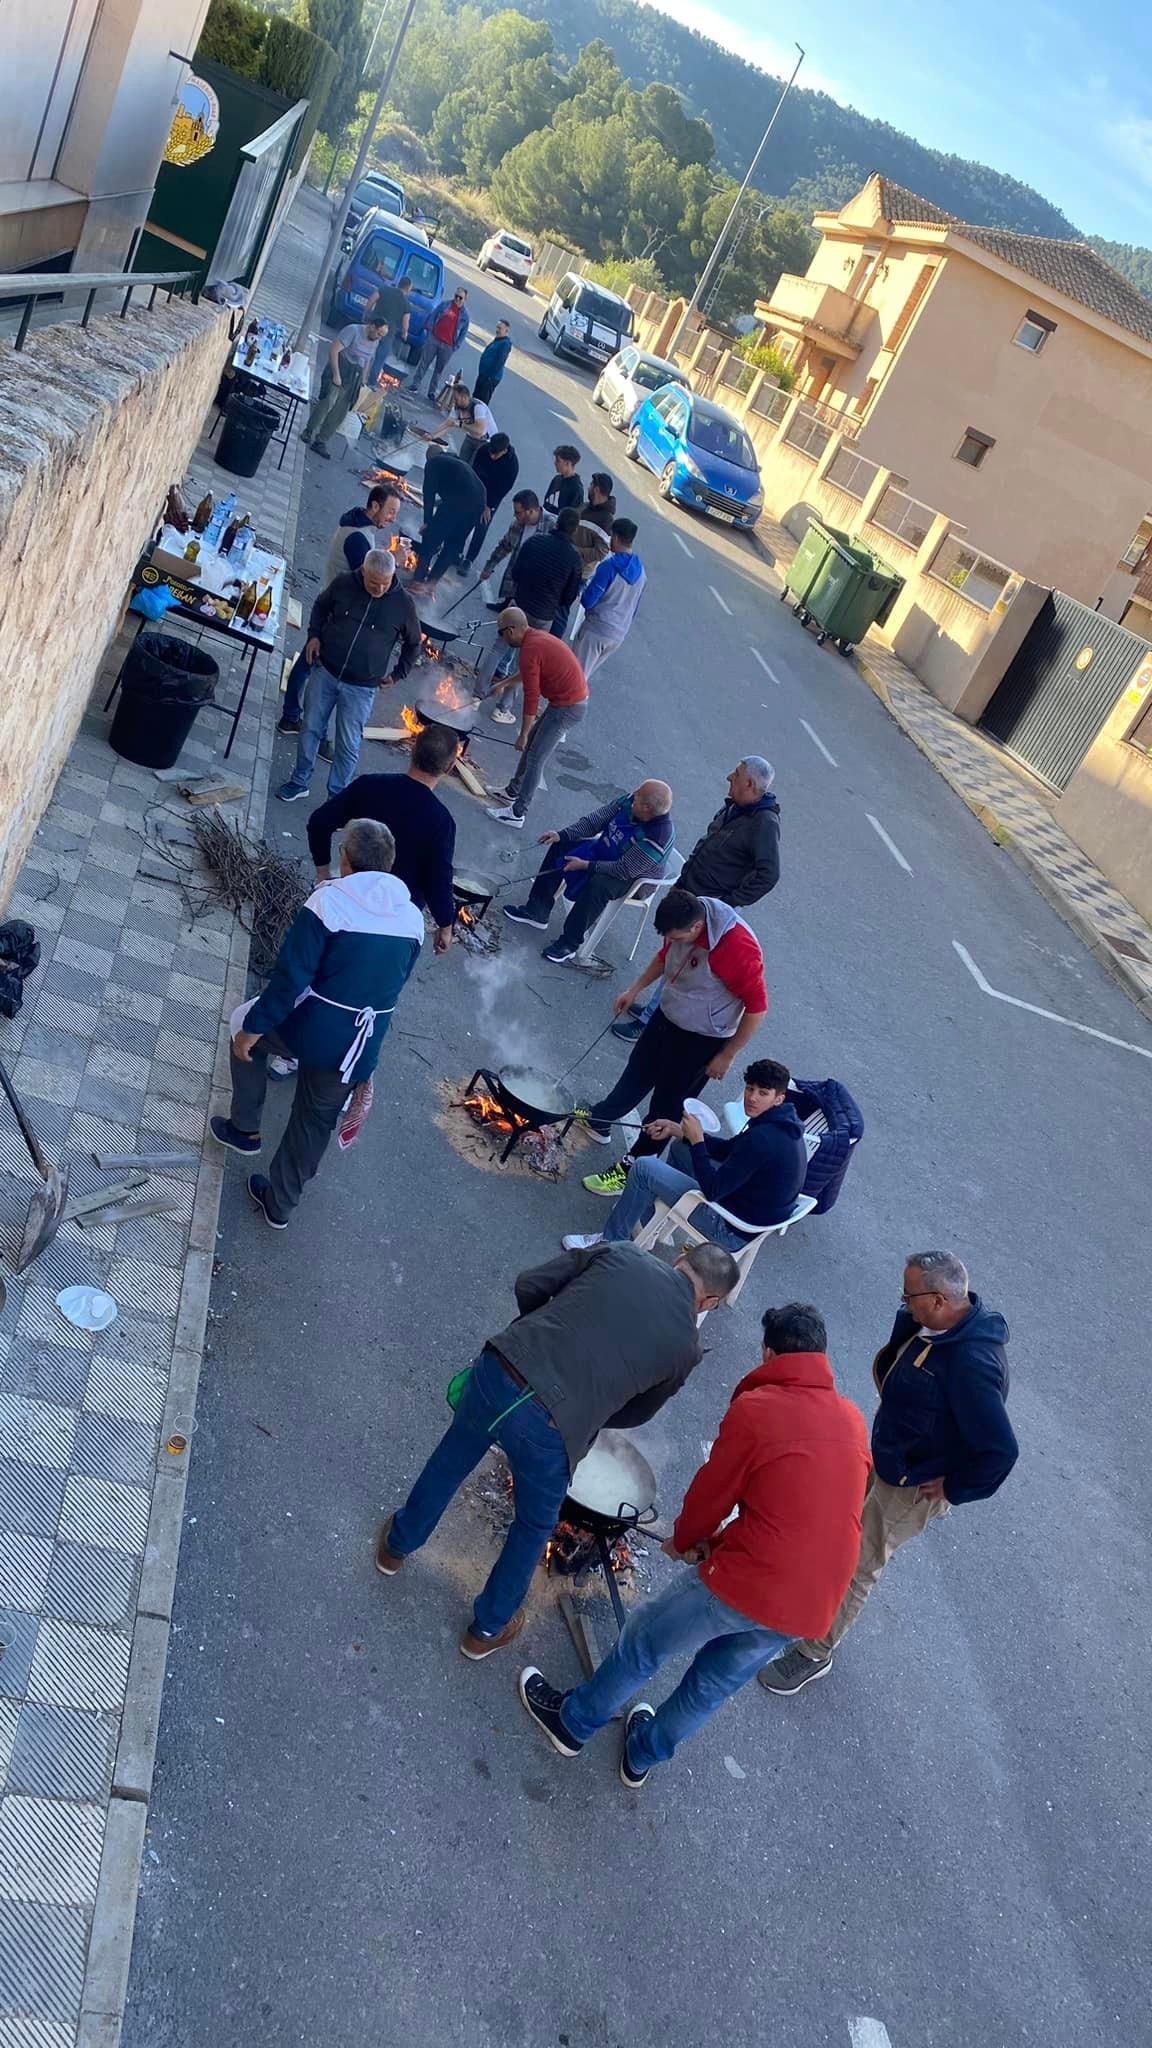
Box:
682, 1097, 721, 1135
56, 1286, 118, 1332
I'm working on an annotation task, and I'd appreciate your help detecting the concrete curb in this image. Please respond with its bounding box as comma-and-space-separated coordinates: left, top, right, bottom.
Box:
77, 363, 307, 2048
855, 652, 1152, 1029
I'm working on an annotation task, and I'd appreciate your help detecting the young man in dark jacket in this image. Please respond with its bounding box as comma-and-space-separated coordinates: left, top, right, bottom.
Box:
759, 1249, 1018, 1695
278, 554, 420, 803
519, 1301, 870, 1785
408, 448, 487, 595
473, 319, 512, 404
614, 756, 781, 1041
541, 444, 584, 527
376, 1240, 738, 1660
306, 721, 459, 954
565, 1059, 805, 1250
464, 434, 521, 564
211, 819, 423, 1226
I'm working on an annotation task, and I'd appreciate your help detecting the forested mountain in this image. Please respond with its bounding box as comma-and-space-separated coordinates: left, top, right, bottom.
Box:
464, 0, 1152, 296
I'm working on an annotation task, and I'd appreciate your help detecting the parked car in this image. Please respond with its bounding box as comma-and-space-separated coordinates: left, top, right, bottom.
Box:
344, 172, 406, 238
626, 386, 763, 530
538, 272, 634, 369
328, 215, 443, 359
593, 345, 690, 430
478, 228, 534, 287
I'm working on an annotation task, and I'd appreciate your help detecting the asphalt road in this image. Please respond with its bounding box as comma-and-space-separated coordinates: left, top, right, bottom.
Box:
123, 221, 1152, 2048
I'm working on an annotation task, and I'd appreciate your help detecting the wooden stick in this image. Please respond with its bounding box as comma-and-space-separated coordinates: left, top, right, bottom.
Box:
557, 1590, 597, 1680
61, 1177, 147, 1222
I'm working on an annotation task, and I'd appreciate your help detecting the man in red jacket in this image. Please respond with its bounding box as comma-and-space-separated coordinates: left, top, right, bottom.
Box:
518, 1302, 870, 1785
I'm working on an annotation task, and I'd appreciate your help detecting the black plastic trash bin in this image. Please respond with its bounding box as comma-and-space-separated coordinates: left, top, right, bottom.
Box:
217, 390, 280, 477
109, 634, 218, 769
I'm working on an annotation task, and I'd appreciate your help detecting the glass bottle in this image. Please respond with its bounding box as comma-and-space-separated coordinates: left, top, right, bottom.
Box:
191, 492, 214, 533
234, 581, 258, 623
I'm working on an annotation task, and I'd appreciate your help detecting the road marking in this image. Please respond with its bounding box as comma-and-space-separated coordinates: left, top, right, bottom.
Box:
952, 942, 1152, 1061
866, 814, 913, 874
709, 584, 733, 615
673, 531, 695, 557
550, 408, 569, 422
723, 1755, 746, 1781
750, 646, 783, 686
848, 2023, 893, 2048
799, 718, 839, 767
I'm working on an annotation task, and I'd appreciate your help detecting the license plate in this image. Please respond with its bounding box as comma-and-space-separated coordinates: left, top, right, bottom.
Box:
712, 508, 737, 524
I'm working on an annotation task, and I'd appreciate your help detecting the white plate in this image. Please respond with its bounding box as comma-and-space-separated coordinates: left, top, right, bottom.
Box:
683, 1097, 721, 1135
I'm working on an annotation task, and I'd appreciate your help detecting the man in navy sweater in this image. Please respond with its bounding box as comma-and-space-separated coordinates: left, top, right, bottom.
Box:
563, 1058, 805, 1251
210, 819, 423, 1226
306, 722, 459, 953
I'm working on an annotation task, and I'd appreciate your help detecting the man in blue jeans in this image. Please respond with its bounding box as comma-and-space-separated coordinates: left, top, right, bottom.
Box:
563, 1058, 806, 1252
277, 553, 419, 803
518, 1302, 870, 1785
375, 1239, 737, 1660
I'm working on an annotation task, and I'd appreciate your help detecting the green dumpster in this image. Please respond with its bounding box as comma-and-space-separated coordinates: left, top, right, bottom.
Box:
802, 534, 875, 644
783, 519, 851, 609
815, 558, 906, 651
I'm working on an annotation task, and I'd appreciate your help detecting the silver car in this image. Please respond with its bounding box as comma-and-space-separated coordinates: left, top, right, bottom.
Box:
593, 345, 690, 430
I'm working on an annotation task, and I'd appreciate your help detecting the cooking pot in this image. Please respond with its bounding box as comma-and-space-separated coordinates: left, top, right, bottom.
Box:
414, 693, 477, 736
452, 870, 499, 909
565, 1429, 658, 1534
498, 1064, 575, 1124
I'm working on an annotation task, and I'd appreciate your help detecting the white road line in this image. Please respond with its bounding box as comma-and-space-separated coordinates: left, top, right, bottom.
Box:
866, 814, 913, 874
848, 2022, 893, 2048
952, 942, 1152, 1061
673, 531, 695, 557
799, 718, 839, 767
749, 646, 783, 686
709, 584, 733, 615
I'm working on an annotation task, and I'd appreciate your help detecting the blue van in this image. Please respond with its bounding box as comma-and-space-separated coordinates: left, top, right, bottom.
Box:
327, 214, 444, 359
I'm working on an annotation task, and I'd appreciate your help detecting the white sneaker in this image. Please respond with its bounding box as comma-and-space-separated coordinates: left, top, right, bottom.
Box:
562, 1233, 603, 1251
491, 706, 517, 725
486, 804, 524, 828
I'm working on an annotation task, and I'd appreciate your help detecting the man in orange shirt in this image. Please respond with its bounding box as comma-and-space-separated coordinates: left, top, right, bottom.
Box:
485, 609, 589, 827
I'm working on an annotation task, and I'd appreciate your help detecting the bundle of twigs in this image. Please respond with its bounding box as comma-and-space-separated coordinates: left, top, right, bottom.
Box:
190, 811, 309, 973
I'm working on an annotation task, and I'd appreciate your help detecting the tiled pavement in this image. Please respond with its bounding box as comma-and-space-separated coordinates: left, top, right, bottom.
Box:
754, 517, 1152, 1017
0, 189, 319, 2045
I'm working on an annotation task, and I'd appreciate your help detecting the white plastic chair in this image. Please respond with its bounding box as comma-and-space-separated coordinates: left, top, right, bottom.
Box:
631, 1185, 818, 1311
576, 846, 685, 963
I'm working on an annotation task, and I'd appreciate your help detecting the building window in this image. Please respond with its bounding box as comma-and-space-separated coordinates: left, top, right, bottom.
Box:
955, 427, 996, 468
929, 534, 1013, 610
1120, 524, 1152, 570
1014, 310, 1056, 353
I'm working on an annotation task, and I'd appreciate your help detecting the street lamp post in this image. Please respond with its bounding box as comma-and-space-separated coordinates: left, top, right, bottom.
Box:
295, 0, 419, 352
321, 0, 393, 197
669, 42, 804, 354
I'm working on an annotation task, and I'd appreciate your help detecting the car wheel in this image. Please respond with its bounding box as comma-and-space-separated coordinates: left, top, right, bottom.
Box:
516, 277, 528, 290
552, 332, 565, 357
609, 397, 629, 430
626, 426, 642, 463
592, 380, 604, 407
659, 462, 677, 500
538, 319, 549, 340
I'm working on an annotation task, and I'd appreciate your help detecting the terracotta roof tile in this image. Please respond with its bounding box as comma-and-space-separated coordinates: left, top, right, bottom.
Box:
874, 177, 1152, 346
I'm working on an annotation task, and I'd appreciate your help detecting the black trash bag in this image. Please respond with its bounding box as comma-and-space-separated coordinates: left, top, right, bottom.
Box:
119, 635, 218, 706
0, 918, 40, 1019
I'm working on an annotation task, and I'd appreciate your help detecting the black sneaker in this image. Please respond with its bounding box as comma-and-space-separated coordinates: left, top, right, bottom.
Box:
518, 1667, 583, 1757
276, 781, 309, 803
756, 1646, 833, 1695
503, 904, 549, 930
277, 716, 302, 736
311, 441, 331, 460
620, 1703, 656, 1787
209, 1115, 260, 1156
542, 939, 578, 963
318, 737, 334, 762
247, 1173, 288, 1229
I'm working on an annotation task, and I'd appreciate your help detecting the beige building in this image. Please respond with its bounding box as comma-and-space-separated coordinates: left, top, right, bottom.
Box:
756, 175, 1152, 612
0, 0, 211, 273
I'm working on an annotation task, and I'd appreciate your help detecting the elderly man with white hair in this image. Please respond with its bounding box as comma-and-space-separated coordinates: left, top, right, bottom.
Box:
504, 781, 675, 962
278, 551, 420, 804
757, 1249, 1018, 1696
614, 755, 781, 1041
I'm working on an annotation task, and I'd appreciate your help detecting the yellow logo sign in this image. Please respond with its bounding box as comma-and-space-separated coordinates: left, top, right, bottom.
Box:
164, 76, 219, 167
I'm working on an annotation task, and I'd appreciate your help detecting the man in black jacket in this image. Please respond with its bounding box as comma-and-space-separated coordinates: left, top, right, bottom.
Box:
614, 756, 782, 1041
376, 1240, 738, 1659
758, 1248, 1018, 1696
277, 553, 420, 802
478, 507, 584, 715
408, 449, 487, 595
306, 720, 459, 953
464, 433, 521, 564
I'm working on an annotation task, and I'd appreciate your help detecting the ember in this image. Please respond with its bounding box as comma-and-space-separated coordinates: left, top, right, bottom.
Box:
464, 1084, 529, 1137
546, 1521, 634, 1579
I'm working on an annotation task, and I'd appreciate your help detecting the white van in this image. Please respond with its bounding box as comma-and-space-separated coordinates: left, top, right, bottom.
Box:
538, 272, 635, 369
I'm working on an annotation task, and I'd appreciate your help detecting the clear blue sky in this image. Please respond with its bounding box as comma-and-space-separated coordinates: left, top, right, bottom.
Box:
653, 0, 1152, 243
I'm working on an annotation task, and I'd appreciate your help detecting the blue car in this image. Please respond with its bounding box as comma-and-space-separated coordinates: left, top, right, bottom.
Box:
327, 215, 444, 359
626, 387, 763, 529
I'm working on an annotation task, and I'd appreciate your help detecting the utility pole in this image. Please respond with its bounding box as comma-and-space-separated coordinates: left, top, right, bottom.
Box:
669, 42, 804, 354
321, 0, 393, 197
296, 0, 419, 351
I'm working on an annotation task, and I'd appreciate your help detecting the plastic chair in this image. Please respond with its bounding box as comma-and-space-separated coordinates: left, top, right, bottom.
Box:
631, 1185, 818, 1310
723, 1099, 828, 1158
576, 847, 685, 964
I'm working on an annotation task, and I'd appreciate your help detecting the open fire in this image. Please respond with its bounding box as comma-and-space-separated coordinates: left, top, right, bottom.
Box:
546, 1521, 633, 1578
463, 1083, 529, 1136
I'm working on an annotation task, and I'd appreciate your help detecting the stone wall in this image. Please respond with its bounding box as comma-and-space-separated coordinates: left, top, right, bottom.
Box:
0, 298, 229, 910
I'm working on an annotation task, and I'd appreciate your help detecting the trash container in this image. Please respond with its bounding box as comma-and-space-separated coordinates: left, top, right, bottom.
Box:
217, 391, 280, 478
803, 536, 876, 645
783, 519, 851, 610
814, 557, 906, 652
109, 634, 218, 769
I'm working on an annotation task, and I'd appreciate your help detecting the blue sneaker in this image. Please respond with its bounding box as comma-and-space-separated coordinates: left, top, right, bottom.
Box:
518, 1668, 583, 1757
611, 1015, 645, 1042
620, 1704, 656, 1788
210, 1115, 260, 1156
276, 781, 309, 803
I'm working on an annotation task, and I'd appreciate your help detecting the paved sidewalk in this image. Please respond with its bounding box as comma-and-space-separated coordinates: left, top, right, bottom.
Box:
755, 514, 1152, 1019
0, 189, 319, 2047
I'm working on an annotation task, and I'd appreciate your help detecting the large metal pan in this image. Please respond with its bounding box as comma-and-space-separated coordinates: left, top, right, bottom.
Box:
497, 1065, 575, 1124
565, 1430, 658, 1535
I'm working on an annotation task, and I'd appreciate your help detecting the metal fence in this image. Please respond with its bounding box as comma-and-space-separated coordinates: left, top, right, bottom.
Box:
0, 266, 200, 350
870, 483, 936, 552
783, 408, 834, 462
825, 445, 881, 500
750, 382, 792, 425
928, 533, 1014, 610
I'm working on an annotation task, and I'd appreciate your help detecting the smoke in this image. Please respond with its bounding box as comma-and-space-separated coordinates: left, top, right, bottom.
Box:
462, 948, 546, 1072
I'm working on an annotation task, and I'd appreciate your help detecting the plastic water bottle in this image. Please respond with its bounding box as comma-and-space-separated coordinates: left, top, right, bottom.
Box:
205, 492, 235, 550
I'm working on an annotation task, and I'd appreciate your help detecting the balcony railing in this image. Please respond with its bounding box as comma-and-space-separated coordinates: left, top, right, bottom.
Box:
0, 267, 200, 351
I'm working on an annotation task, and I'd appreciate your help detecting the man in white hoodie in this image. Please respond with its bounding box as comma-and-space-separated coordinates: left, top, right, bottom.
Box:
572, 519, 645, 681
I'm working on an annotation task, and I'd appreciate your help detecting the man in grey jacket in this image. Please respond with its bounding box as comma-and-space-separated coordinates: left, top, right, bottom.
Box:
375, 1240, 738, 1660
277, 553, 420, 803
